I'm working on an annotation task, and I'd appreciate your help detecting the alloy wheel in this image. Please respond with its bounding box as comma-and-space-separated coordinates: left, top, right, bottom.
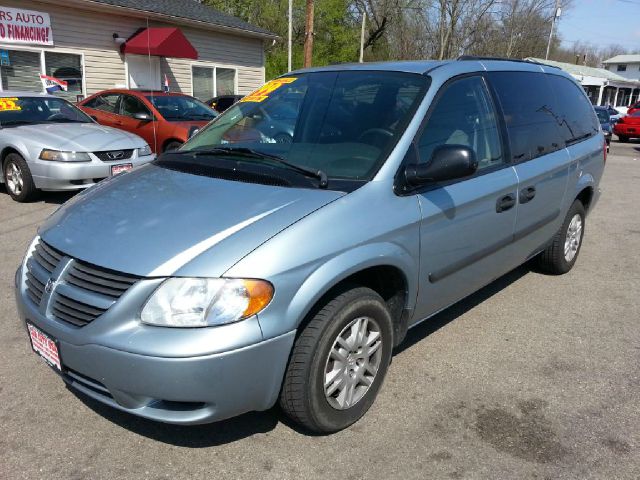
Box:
5, 162, 23, 196
324, 316, 383, 410
564, 214, 583, 262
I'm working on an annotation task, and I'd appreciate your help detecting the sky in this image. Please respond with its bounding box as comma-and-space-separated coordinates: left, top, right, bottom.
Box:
558, 0, 640, 51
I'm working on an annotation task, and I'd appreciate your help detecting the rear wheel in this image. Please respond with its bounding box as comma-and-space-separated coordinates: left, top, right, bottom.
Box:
537, 200, 585, 274
3, 153, 38, 202
280, 286, 394, 433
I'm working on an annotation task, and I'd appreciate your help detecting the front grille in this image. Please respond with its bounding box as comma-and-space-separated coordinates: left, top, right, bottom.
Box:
25, 239, 141, 327
93, 149, 134, 162
25, 241, 63, 306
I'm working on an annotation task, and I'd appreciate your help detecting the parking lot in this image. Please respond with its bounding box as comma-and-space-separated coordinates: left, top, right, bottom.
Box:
1, 141, 638, 480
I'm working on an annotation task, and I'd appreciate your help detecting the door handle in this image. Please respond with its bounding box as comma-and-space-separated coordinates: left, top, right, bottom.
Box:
519, 186, 536, 204
496, 193, 516, 213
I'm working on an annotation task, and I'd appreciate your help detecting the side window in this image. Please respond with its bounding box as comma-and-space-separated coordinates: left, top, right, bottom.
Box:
86, 94, 120, 113
120, 95, 151, 118
547, 75, 599, 144
487, 72, 564, 162
417, 76, 503, 171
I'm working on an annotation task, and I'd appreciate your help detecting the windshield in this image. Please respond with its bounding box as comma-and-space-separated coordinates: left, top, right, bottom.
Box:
180, 71, 428, 183
146, 95, 217, 122
0, 96, 93, 126
595, 109, 610, 123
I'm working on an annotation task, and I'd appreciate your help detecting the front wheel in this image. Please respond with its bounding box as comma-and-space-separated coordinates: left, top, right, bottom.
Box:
280, 286, 394, 433
537, 200, 585, 274
164, 141, 183, 152
3, 153, 38, 202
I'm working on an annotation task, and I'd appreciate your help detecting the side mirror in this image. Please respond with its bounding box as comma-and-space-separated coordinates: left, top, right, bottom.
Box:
405, 145, 478, 186
89, 115, 98, 121
133, 112, 152, 122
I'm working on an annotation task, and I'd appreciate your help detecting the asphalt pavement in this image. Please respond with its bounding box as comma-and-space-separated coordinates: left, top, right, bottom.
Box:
1, 140, 639, 480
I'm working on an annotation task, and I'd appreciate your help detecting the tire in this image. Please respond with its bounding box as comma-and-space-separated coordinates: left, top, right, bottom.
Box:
537, 200, 585, 275
280, 286, 394, 433
164, 141, 182, 152
3, 153, 38, 202
618, 135, 629, 143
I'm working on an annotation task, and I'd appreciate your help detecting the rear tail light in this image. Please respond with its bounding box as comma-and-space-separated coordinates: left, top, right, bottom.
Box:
603, 138, 607, 163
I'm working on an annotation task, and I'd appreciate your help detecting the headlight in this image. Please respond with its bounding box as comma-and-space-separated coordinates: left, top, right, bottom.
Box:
140, 277, 274, 327
137, 144, 152, 156
39, 149, 91, 162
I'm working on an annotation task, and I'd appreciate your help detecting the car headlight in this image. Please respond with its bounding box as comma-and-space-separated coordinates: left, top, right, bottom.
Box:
137, 144, 152, 157
140, 277, 274, 327
39, 149, 91, 162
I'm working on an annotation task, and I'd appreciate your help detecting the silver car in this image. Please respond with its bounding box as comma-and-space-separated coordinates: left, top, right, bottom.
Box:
0, 91, 155, 202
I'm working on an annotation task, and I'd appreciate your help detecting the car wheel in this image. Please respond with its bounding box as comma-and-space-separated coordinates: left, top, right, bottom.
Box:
618, 135, 629, 143
3, 153, 38, 202
280, 286, 393, 433
164, 141, 182, 152
537, 200, 585, 275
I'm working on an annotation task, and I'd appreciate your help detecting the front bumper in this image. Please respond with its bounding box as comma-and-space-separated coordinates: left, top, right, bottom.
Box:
31, 153, 156, 191
15, 268, 295, 425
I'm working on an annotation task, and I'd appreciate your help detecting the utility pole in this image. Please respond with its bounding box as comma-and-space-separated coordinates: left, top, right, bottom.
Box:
303, 0, 314, 68
359, 10, 366, 63
287, 0, 292, 72
545, 0, 561, 60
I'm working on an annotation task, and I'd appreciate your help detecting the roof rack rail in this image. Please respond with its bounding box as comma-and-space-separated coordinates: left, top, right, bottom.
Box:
456, 55, 560, 69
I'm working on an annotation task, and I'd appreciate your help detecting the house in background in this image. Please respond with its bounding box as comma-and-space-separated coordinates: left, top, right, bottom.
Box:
602, 55, 640, 83
527, 57, 640, 108
0, 0, 276, 102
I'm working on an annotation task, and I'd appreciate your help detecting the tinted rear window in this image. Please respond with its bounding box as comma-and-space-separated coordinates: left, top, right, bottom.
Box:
488, 71, 564, 162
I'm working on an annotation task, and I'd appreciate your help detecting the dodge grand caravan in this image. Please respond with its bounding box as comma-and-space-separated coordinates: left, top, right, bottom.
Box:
15, 58, 605, 433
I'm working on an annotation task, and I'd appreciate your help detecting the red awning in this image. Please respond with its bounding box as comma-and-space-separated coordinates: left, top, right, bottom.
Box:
122, 28, 198, 60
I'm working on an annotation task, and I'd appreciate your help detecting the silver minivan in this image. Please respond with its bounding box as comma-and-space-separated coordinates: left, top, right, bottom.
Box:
15, 58, 605, 433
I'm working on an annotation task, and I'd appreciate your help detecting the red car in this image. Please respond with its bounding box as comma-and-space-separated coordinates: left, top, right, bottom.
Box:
628, 101, 640, 116
78, 90, 217, 153
613, 111, 640, 142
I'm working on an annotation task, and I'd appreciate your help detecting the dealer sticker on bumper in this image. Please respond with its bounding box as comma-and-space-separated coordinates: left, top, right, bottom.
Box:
111, 163, 133, 176
27, 323, 62, 372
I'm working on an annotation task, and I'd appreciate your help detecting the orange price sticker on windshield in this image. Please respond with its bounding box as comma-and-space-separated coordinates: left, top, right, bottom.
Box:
0, 98, 21, 111
240, 78, 297, 103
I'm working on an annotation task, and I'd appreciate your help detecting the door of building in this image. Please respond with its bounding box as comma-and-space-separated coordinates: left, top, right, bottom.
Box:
126, 55, 160, 90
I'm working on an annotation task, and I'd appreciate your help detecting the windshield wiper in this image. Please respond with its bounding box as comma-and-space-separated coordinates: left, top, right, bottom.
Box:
178, 147, 329, 188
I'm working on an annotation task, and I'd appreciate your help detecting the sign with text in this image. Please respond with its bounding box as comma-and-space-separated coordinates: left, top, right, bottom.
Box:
0, 6, 53, 46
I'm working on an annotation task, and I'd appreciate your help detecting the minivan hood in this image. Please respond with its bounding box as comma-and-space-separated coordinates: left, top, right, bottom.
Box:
6, 122, 145, 150
40, 164, 344, 277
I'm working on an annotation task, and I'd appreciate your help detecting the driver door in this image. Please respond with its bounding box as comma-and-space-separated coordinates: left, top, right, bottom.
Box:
411, 75, 520, 322
117, 94, 158, 151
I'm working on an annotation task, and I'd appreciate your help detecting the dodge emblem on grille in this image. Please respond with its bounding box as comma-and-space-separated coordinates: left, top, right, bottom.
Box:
107, 151, 125, 160
44, 278, 55, 294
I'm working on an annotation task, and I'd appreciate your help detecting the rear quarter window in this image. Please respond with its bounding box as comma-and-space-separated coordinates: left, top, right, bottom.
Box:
487, 71, 564, 162
547, 75, 599, 144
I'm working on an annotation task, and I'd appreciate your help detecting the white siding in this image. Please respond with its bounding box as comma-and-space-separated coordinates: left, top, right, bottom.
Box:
0, 0, 265, 96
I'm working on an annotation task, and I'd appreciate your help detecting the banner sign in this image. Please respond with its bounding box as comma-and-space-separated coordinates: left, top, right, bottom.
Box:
0, 6, 53, 46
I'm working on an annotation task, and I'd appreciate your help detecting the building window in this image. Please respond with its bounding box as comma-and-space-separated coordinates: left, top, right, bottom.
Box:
216, 68, 236, 96
191, 65, 236, 100
0, 50, 42, 92
45, 52, 83, 101
0, 49, 83, 99
617, 64, 627, 72
193, 66, 214, 101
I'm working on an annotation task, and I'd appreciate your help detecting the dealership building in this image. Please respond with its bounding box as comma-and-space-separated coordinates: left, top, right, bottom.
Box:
0, 0, 276, 102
